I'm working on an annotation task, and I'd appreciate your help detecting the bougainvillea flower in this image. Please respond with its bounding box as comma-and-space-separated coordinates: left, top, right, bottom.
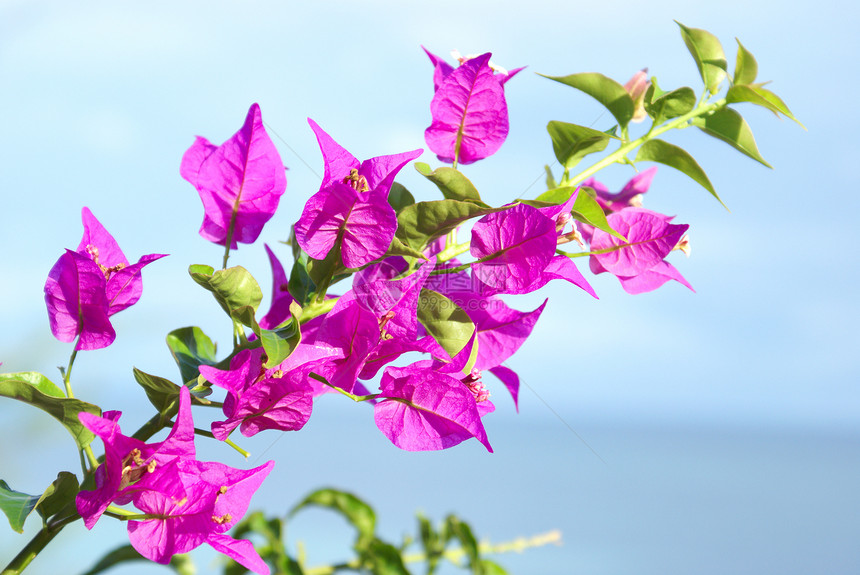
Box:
180, 103, 286, 248
424, 48, 522, 165
425, 52, 515, 165
128, 458, 274, 575
422, 47, 524, 93
295, 181, 398, 268
44, 208, 166, 350
374, 363, 493, 452
589, 207, 693, 294
295, 120, 422, 268
353, 258, 437, 379
582, 167, 657, 214
470, 203, 557, 293
469, 197, 596, 298
76, 386, 196, 529
306, 118, 423, 197
309, 291, 381, 394
258, 244, 295, 330
199, 347, 313, 440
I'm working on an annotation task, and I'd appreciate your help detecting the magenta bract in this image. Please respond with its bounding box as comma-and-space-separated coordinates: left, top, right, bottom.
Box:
44, 208, 166, 350
258, 244, 295, 330
425, 52, 512, 165
75, 386, 196, 529
180, 103, 286, 248
128, 458, 274, 575
295, 119, 421, 268
199, 347, 313, 440
374, 364, 493, 452
590, 207, 693, 294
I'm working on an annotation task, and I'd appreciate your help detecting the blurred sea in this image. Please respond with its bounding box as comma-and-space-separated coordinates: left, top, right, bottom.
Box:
3, 403, 857, 575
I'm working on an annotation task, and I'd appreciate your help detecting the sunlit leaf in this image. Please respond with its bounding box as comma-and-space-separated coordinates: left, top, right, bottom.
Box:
417, 289, 476, 362
692, 107, 772, 167
35, 472, 79, 522
643, 80, 696, 124
415, 162, 487, 206
733, 38, 758, 85
0, 372, 101, 449
676, 21, 727, 94
635, 139, 723, 206
188, 264, 264, 319
726, 85, 805, 128
541, 72, 635, 129
0, 480, 39, 533
166, 326, 218, 385
546, 121, 612, 169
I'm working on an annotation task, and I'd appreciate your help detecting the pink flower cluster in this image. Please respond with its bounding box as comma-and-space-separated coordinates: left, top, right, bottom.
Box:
76, 388, 274, 574
40, 47, 696, 573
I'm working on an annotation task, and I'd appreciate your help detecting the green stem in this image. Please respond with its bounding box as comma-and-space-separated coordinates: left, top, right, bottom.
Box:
193, 428, 251, 458
299, 298, 338, 325
222, 200, 241, 270
1, 512, 81, 575
435, 241, 470, 263
566, 98, 726, 187
62, 345, 78, 398
309, 373, 378, 402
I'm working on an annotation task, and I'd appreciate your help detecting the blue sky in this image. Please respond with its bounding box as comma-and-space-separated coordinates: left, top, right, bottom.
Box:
1, 1, 858, 573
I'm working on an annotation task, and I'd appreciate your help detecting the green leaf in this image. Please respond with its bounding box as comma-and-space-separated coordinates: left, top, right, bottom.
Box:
388, 182, 416, 214
733, 38, 758, 85
643, 79, 696, 124
546, 121, 612, 169
133, 368, 181, 412
635, 139, 723, 206
676, 21, 728, 94
288, 251, 316, 306
229, 512, 301, 575
255, 302, 303, 368
396, 200, 501, 252
386, 236, 428, 260
188, 264, 264, 320
290, 488, 376, 552
35, 472, 79, 522
415, 162, 487, 206
417, 289, 476, 369
544, 165, 557, 190
479, 559, 509, 575
166, 326, 218, 385
726, 85, 805, 128
533, 186, 624, 240
0, 372, 101, 449
692, 106, 772, 167
307, 245, 347, 287
541, 72, 635, 129
80, 545, 194, 575
446, 515, 482, 574
0, 479, 39, 533
417, 514, 443, 574
365, 538, 410, 575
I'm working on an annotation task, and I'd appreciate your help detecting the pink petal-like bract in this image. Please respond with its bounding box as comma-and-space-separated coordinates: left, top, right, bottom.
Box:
180, 103, 286, 248
128, 458, 274, 574
259, 244, 294, 330
294, 182, 397, 268
425, 53, 510, 165
75, 387, 196, 529
590, 208, 688, 277
44, 250, 115, 350
374, 364, 492, 452
470, 203, 556, 294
